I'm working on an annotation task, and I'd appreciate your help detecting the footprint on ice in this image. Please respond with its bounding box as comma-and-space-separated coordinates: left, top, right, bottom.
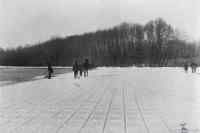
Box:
73, 83, 80, 87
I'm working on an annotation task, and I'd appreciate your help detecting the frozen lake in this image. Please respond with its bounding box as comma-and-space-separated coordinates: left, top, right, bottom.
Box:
0, 67, 200, 133
0, 67, 72, 86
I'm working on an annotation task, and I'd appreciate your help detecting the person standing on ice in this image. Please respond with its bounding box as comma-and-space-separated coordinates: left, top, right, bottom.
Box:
83, 59, 89, 77
47, 62, 53, 79
72, 60, 79, 79
193, 63, 198, 73
184, 63, 188, 73
191, 62, 197, 73
79, 62, 83, 77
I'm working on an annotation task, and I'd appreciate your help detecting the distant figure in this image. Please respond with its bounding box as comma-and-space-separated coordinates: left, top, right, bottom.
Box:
180, 123, 188, 133
73, 60, 79, 79
191, 62, 197, 73
79, 63, 83, 77
83, 59, 89, 77
47, 62, 53, 79
184, 63, 188, 73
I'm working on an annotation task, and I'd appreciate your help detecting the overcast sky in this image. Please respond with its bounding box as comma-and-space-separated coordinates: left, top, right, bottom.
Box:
0, 0, 199, 48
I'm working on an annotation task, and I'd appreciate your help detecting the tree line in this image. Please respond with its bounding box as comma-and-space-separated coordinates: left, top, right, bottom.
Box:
0, 18, 199, 66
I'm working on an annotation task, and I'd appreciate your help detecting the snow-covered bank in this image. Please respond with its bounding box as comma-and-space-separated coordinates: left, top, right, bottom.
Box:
0, 67, 200, 133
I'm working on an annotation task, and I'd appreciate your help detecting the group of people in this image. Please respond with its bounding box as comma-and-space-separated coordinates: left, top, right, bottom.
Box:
47, 60, 197, 79
184, 62, 198, 73
46, 59, 90, 79
73, 59, 90, 79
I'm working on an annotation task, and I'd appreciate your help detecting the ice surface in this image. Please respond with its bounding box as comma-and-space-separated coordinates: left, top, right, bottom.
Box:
0, 67, 200, 133
0, 81, 13, 86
